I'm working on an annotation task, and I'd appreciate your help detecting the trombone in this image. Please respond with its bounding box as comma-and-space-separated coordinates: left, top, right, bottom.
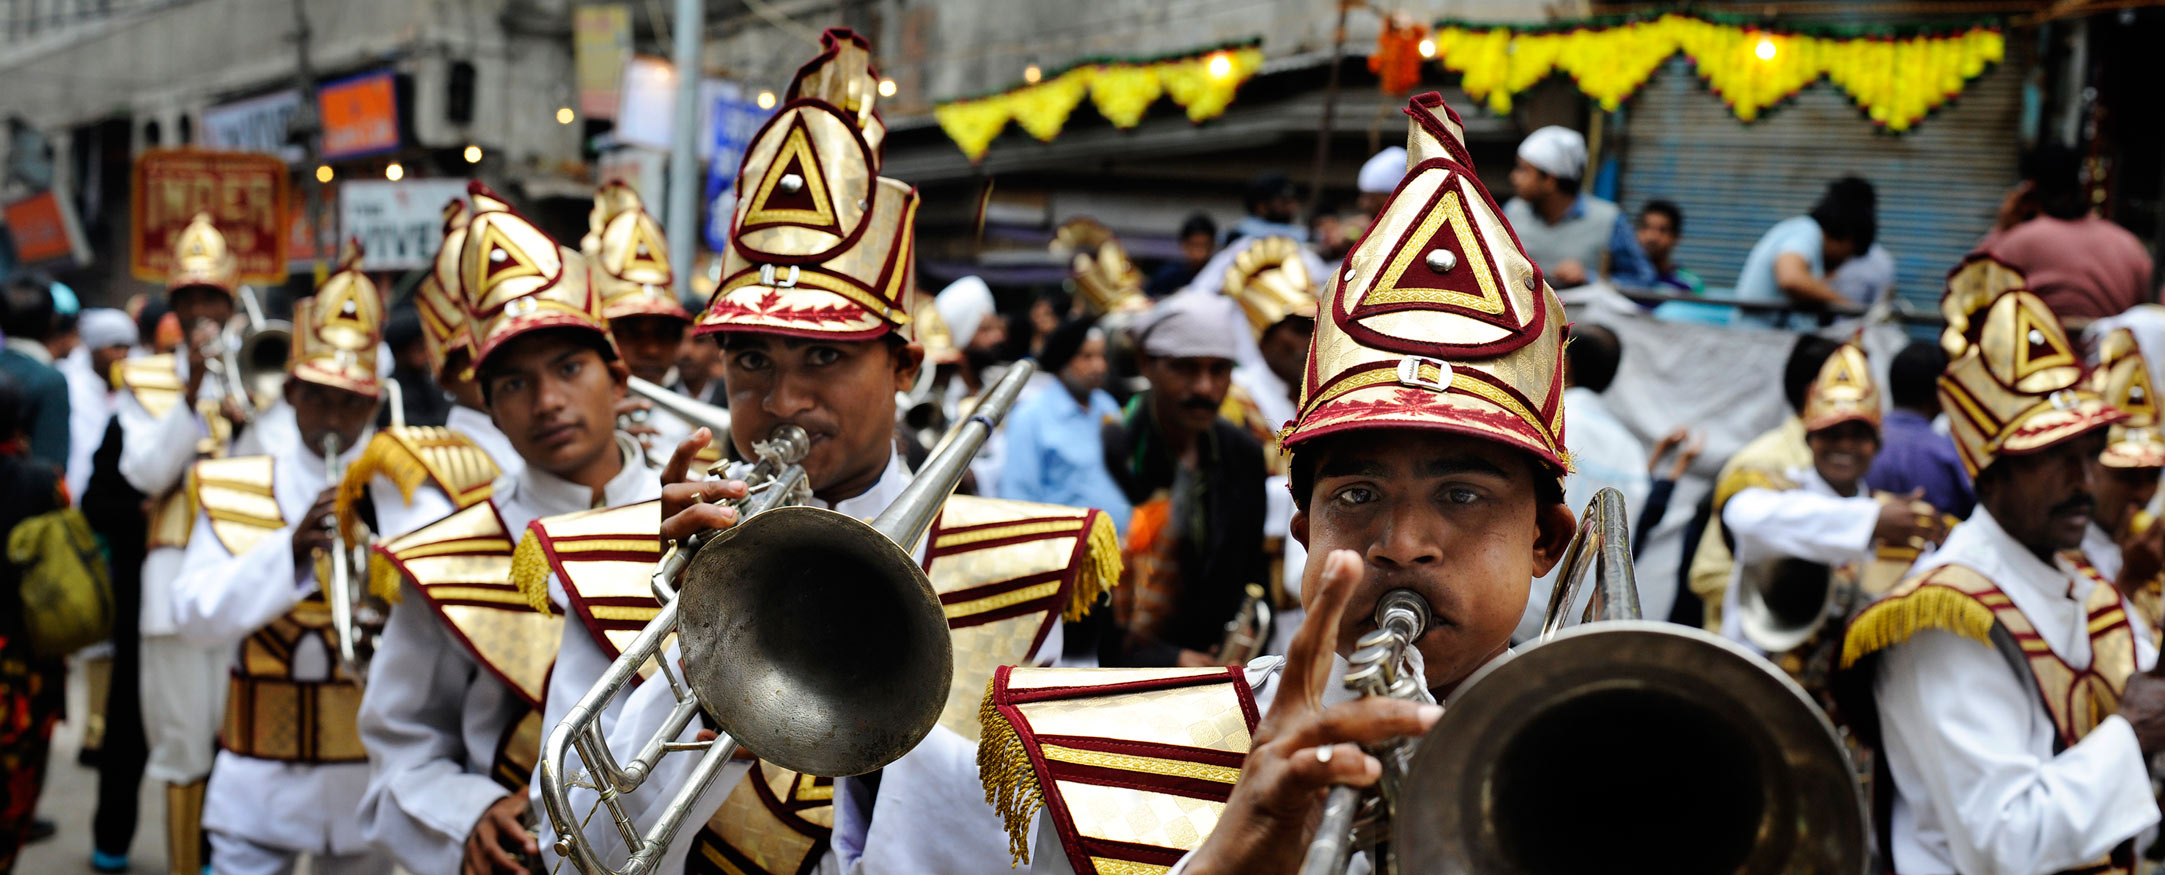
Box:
198, 286, 292, 422
1299, 488, 1868, 874
540, 361, 1038, 875
319, 432, 367, 681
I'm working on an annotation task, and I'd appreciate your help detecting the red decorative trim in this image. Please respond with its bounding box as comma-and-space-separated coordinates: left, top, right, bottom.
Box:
529, 513, 662, 665
376, 502, 547, 710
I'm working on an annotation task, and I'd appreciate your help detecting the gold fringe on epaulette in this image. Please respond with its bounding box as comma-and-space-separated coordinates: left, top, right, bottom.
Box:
1838, 585, 1998, 670
977, 675, 1042, 867
1067, 511, 1124, 622
338, 432, 430, 542
366, 553, 404, 604
510, 529, 555, 615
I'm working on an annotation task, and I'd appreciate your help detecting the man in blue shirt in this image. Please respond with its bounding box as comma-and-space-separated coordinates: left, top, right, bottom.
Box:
1865, 340, 1974, 518
998, 316, 1132, 534
1733, 177, 1878, 313
1637, 199, 1704, 295
1502, 125, 1655, 289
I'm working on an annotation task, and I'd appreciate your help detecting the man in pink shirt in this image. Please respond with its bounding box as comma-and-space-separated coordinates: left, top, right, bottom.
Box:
1979, 144, 2155, 330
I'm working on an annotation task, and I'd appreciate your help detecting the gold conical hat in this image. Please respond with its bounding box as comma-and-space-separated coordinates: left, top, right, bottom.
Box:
1939, 285, 2122, 477
167, 212, 239, 295
1222, 236, 1319, 338
288, 241, 384, 398
1053, 218, 1148, 316
2093, 328, 2165, 469
585, 181, 690, 322
415, 198, 474, 375
1281, 93, 1565, 481
698, 28, 919, 342
459, 182, 613, 373
1802, 341, 1881, 434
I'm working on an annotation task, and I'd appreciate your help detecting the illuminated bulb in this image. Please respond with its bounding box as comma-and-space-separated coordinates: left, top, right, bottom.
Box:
385, 162, 404, 181
314, 164, 333, 183
1754, 38, 1778, 60
878, 78, 897, 98
463, 144, 483, 164
755, 90, 777, 110
1418, 39, 1436, 59
1206, 53, 1233, 80
1023, 65, 1042, 84
556, 106, 576, 125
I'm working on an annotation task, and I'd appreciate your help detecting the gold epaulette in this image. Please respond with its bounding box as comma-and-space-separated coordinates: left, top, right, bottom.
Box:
189, 455, 281, 557
375, 501, 559, 708
1712, 465, 1799, 512
1839, 564, 2003, 670
116, 354, 184, 418
979, 665, 1260, 872
927, 496, 1122, 740
336, 426, 502, 543
511, 500, 661, 661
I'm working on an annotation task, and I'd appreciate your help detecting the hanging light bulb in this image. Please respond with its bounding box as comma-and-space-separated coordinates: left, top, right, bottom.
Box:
556, 106, 576, 125
755, 90, 777, 110
878, 78, 897, 98
385, 162, 405, 182
315, 164, 334, 183
1418, 38, 1437, 58
1023, 64, 1043, 84
463, 144, 483, 164
1755, 38, 1778, 61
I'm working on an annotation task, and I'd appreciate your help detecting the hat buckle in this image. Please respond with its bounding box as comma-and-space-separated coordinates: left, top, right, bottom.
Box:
1396, 355, 1452, 392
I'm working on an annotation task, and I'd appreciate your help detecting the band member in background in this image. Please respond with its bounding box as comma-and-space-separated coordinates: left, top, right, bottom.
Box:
358, 183, 651, 875
981, 93, 1577, 874
114, 213, 246, 875
2081, 328, 2165, 607
1218, 236, 1319, 654
1838, 259, 2165, 874
604, 28, 1121, 875
412, 199, 522, 475
583, 181, 699, 453
166, 247, 392, 875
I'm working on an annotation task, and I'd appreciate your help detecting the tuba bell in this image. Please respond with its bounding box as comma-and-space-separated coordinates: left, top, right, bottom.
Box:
1733, 556, 1843, 655
199, 286, 291, 420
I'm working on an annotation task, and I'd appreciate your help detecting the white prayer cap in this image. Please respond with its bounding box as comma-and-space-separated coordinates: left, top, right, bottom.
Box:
1517, 125, 1587, 181
1357, 147, 1408, 194
1137, 292, 1243, 362
935, 276, 995, 348
79, 308, 138, 349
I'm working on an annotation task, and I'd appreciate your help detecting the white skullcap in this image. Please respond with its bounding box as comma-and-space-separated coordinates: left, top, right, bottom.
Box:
1517, 125, 1587, 181
78, 308, 137, 349
1358, 147, 1409, 194
1137, 292, 1243, 362
935, 276, 995, 348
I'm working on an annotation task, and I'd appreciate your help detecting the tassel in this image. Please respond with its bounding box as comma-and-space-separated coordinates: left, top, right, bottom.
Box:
338, 432, 430, 542
366, 553, 404, 604
510, 529, 555, 615
977, 674, 1043, 867
1066, 511, 1125, 622
1839, 585, 1997, 669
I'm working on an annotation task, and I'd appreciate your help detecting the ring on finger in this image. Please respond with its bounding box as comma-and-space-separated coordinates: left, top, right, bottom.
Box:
1313, 746, 1333, 764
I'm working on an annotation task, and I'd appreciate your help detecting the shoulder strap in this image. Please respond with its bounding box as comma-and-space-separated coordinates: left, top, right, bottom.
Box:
336, 426, 502, 542
117, 354, 183, 418
189, 455, 280, 556
979, 665, 1259, 875
511, 500, 663, 661
374, 501, 560, 708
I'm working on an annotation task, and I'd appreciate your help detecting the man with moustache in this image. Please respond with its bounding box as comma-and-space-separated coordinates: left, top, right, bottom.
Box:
165, 248, 395, 875
2079, 329, 2165, 600
358, 184, 656, 875
1839, 257, 2165, 875
1101, 291, 1266, 667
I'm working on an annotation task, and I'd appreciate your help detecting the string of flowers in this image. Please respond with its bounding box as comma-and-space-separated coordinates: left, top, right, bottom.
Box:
934, 40, 1265, 163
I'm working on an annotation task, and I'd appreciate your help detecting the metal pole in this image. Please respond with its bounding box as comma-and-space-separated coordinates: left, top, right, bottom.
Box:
666, 0, 704, 299
1306, 0, 1351, 218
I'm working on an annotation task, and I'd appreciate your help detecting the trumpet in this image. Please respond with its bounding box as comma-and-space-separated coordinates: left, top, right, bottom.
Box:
198, 286, 292, 422
1218, 583, 1274, 666
540, 361, 1038, 875
1298, 488, 1867, 874
625, 376, 732, 460
319, 433, 365, 680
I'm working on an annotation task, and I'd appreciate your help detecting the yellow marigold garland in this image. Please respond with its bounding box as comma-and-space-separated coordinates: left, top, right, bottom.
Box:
934, 43, 1264, 162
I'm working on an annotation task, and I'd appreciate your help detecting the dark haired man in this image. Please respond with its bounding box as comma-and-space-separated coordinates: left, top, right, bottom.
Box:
1865, 340, 1973, 518
1637, 199, 1703, 295
1148, 213, 1220, 297
0, 277, 70, 469
1734, 176, 1878, 314
1503, 125, 1654, 289
1981, 144, 2155, 329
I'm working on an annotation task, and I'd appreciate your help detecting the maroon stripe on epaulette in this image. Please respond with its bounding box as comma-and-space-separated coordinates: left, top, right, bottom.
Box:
937, 569, 1067, 605
996, 665, 1242, 705
1075, 837, 1187, 870
925, 530, 1087, 562
1041, 759, 1237, 804
949, 597, 1063, 630
1033, 734, 1249, 770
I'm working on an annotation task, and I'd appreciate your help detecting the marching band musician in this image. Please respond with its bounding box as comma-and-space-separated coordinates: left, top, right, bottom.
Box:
357, 183, 655, 875
165, 246, 393, 875
2080, 328, 2165, 602
980, 92, 1579, 875
1837, 258, 2165, 875
414, 197, 524, 478
583, 181, 701, 453
113, 213, 248, 875
605, 28, 1123, 875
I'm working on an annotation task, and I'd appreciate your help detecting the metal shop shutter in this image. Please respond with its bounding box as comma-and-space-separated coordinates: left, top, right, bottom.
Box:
1618, 51, 2024, 309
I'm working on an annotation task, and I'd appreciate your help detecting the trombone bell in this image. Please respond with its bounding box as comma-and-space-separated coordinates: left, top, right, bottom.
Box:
1735, 557, 1838, 655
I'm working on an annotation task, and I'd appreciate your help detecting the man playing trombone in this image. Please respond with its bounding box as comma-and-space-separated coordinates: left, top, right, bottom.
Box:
165, 247, 392, 874
583, 181, 701, 455
358, 184, 659, 875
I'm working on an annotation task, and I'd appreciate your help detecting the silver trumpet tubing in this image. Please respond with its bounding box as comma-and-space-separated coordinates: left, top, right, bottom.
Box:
1299, 589, 1435, 875
540, 361, 1038, 875
320, 433, 364, 679
1218, 583, 1274, 666
1297, 488, 1869, 875
626, 375, 730, 438
199, 286, 292, 420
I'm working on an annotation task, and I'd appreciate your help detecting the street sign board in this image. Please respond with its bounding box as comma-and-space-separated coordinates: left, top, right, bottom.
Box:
131, 148, 289, 282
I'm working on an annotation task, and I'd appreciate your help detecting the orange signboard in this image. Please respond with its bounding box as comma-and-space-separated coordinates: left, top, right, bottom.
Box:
6, 191, 83, 265
319, 70, 400, 160
131, 149, 289, 283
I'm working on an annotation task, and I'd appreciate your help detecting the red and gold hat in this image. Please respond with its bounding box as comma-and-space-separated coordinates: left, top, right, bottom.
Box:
2092, 328, 2165, 469
167, 212, 239, 296
696, 28, 920, 342
1938, 257, 2123, 477
1802, 340, 1881, 434
459, 182, 614, 373
414, 198, 474, 376
1280, 93, 1565, 481
288, 241, 384, 398
1052, 218, 1148, 316
1221, 236, 1319, 339
584, 181, 691, 323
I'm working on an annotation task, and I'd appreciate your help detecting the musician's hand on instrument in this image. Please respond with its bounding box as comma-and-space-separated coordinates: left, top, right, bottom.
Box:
1186, 550, 1444, 875
183, 320, 219, 401
463, 793, 536, 875
1873, 489, 1943, 549
218, 395, 250, 426
290, 486, 339, 569
662, 429, 747, 543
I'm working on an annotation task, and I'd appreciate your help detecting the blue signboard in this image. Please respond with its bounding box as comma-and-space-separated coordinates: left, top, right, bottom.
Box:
704, 86, 772, 252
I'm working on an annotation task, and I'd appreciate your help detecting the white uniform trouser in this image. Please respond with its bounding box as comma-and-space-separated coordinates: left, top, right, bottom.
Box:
207, 832, 390, 875
141, 633, 230, 783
